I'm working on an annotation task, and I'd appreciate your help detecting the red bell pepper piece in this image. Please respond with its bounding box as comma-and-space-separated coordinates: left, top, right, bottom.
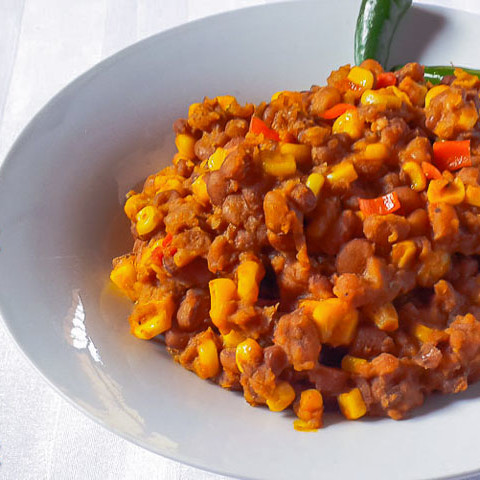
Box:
321, 103, 356, 120
358, 191, 401, 216
433, 140, 471, 171
375, 72, 397, 89
162, 233, 173, 248
421, 161, 442, 180
249, 116, 280, 141
151, 247, 164, 265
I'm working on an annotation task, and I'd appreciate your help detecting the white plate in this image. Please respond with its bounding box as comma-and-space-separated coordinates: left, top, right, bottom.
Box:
1, 1, 480, 479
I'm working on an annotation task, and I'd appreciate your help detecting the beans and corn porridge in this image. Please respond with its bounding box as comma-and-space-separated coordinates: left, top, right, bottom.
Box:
111, 61, 480, 430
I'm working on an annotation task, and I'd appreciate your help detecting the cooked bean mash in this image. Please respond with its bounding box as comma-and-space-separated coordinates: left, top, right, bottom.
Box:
111, 61, 480, 430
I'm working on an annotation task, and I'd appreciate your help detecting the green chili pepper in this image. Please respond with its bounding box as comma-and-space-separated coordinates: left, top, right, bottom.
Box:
391, 65, 480, 84
354, 0, 412, 68
423, 66, 480, 84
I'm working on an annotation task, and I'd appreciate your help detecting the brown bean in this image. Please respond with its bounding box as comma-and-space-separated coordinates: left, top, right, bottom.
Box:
222, 194, 249, 226
307, 365, 349, 396
289, 183, 317, 213
393, 186, 423, 214
177, 288, 210, 332
206, 170, 228, 206
173, 118, 190, 135
407, 208, 429, 237
263, 345, 289, 376
274, 310, 321, 371
165, 329, 191, 351
309, 86, 341, 116
220, 347, 238, 372
225, 118, 248, 138
363, 214, 410, 246
207, 235, 237, 274
399, 137, 432, 164
263, 190, 294, 234
336, 239, 374, 274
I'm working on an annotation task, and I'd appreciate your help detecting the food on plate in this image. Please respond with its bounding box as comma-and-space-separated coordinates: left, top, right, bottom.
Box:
111, 60, 480, 430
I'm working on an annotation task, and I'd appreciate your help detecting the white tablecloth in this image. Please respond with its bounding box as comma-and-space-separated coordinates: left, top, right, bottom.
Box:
1, 1, 479, 479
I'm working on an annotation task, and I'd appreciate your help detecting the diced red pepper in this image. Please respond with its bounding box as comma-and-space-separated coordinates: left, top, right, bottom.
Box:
358, 191, 401, 216
249, 116, 280, 141
321, 103, 356, 120
375, 72, 397, 89
433, 140, 471, 171
421, 161, 442, 180
151, 237, 176, 266
151, 247, 164, 265
162, 233, 173, 248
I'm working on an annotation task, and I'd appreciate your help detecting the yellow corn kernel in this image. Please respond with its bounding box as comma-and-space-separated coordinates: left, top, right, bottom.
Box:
297, 389, 323, 416
235, 338, 263, 373
124, 194, 147, 221
356, 210, 365, 221
110, 257, 137, 300
222, 330, 246, 348
266, 381, 296, 412
427, 177, 465, 205
341, 355, 368, 374
391, 240, 417, 269
271, 90, 303, 103
403, 82, 427, 106
194, 338, 220, 379
293, 389, 324, 431
293, 418, 319, 432
465, 184, 480, 207
154, 175, 183, 193
361, 89, 402, 109
386, 85, 412, 107
175, 133, 196, 159
338, 388, 367, 420
332, 109, 364, 140
312, 298, 359, 347
402, 161, 427, 192
279, 142, 311, 164
364, 142, 389, 161
136, 205, 161, 236
261, 151, 296, 177
236, 260, 265, 304
209, 278, 238, 332
216, 95, 235, 110
455, 105, 478, 131
298, 299, 321, 314
129, 297, 175, 340
207, 147, 227, 171
326, 161, 358, 186
306, 173, 325, 196
417, 249, 451, 288
412, 324, 448, 344
453, 68, 479, 88
425, 84, 449, 108
191, 174, 210, 205
188, 102, 201, 118
271, 91, 284, 102
348, 66, 374, 89
365, 302, 399, 331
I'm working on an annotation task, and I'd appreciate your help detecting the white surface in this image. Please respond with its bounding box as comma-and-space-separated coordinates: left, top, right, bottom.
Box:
1, 1, 480, 480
